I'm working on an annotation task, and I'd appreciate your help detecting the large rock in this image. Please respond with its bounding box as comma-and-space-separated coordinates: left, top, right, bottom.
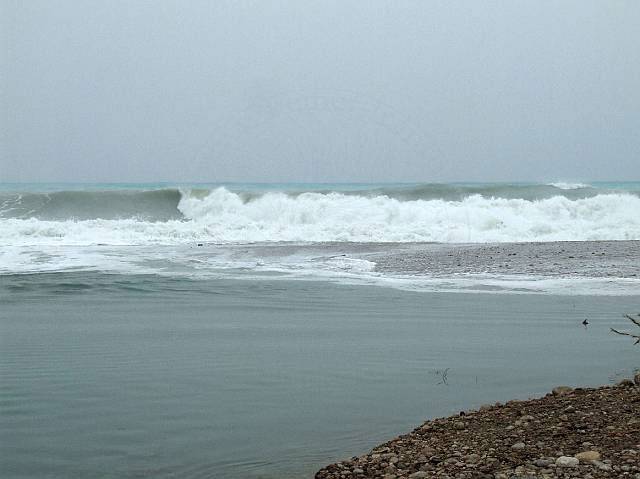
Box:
593, 460, 612, 471
634, 371, 640, 386
575, 450, 601, 462
617, 378, 635, 388
552, 386, 573, 396
464, 453, 480, 464
556, 456, 579, 467
421, 446, 436, 457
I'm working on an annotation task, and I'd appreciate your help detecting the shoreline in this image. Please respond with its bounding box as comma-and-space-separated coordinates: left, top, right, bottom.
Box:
316, 378, 640, 479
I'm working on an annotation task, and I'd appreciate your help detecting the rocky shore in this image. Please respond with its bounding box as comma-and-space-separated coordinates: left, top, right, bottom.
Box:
316, 376, 640, 479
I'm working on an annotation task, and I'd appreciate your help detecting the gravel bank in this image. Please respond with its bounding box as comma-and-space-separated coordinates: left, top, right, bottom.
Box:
316, 378, 640, 479
371, 240, 640, 279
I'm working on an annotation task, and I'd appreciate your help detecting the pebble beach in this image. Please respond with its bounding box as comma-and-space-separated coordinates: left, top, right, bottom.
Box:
316, 376, 640, 479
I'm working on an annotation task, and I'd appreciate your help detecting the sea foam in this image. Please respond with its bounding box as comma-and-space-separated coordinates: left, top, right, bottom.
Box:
1, 188, 639, 245
548, 182, 590, 190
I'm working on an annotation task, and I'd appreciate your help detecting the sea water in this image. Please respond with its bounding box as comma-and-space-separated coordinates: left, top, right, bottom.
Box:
1, 182, 639, 478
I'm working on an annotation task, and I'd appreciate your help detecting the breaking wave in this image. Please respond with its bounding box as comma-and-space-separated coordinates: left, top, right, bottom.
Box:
1, 186, 639, 245
0, 182, 629, 222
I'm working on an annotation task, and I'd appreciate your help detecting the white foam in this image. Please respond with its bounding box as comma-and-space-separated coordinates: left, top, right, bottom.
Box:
548, 182, 590, 190
2, 243, 639, 296
1, 188, 638, 246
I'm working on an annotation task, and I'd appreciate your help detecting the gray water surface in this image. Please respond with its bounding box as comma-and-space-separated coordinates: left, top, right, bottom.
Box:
1, 273, 638, 478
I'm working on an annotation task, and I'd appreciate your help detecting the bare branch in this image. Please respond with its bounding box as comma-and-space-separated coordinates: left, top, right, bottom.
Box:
623, 314, 640, 328
611, 327, 640, 340
611, 314, 640, 345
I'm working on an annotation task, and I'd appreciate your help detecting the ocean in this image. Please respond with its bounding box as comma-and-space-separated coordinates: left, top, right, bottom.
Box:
1, 182, 639, 478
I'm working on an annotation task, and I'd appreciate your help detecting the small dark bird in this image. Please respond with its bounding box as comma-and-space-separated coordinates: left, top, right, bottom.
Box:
582, 319, 589, 326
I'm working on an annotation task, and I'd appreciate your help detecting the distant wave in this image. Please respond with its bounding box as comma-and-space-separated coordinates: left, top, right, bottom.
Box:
0, 188, 183, 221
547, 182, 590, 190
253, 183, 603, 202
1, 187, 639, 245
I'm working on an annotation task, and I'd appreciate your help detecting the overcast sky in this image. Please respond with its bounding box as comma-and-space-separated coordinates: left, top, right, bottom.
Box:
1, 1, 639, 183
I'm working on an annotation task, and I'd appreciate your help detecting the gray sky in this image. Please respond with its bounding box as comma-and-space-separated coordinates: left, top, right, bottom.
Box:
2, 0, 639, 183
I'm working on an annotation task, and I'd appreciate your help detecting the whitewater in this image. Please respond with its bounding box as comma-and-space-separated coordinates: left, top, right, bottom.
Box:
1, 183, 639, 245
1, 182, 639, 295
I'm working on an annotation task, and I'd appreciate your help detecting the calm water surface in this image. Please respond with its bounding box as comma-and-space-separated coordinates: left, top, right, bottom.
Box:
1, 273, 638, 478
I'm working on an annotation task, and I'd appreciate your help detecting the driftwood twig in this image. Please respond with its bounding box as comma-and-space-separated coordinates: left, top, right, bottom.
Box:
611, 313, 640, 345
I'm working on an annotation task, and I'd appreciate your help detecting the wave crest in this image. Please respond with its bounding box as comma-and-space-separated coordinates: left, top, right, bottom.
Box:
2, 188, 639, 245
548, 182, 590, 190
